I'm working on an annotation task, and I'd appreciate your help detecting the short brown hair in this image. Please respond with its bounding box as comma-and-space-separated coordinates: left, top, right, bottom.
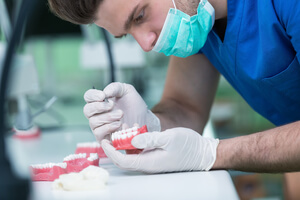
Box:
48, 0, 103, 25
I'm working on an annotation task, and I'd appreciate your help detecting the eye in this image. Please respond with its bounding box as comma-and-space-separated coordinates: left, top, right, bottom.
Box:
134, 9, 144, 24
114, 34, 127, 39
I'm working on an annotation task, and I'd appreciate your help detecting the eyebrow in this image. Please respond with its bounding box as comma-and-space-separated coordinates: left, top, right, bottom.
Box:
114, 5, 139, 38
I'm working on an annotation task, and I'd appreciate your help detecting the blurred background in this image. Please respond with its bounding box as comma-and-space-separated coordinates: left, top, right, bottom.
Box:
0, 0, 283, 199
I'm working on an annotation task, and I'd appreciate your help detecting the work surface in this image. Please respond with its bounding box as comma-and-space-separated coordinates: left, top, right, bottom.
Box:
5, 126, 239, 200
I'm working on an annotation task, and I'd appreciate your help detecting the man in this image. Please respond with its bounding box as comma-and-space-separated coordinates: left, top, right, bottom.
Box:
48, 0, 300, 197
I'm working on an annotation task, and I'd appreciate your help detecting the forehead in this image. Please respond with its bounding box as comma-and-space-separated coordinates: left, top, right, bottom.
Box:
94, 0, 140, 35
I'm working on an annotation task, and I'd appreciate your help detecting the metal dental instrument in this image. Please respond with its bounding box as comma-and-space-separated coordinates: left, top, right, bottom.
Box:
32, 96, 58, 118
14, 96, 58, 130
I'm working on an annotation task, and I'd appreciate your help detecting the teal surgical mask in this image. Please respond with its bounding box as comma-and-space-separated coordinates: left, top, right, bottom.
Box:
152, 0, 215, 58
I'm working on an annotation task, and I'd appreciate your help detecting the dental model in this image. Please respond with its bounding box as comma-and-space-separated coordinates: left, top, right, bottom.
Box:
75, 142, 107, 158
52, 165, 109, 191
13, 126, 41, 139
63, 153, 99, 173
30, 163, 67, 181
31, 153, 100, 181
111, 125, 148, 150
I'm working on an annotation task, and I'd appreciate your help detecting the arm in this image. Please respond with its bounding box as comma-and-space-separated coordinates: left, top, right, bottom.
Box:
100, 54, 221, 173
152, 53, 220, 133
211, 0, 300, 173
213, 121, 300, 173
101, 120, 300, 173
100, 54, 300, 173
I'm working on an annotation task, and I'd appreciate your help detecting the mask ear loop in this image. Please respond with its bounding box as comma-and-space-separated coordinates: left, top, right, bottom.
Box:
172, 0, 177, 14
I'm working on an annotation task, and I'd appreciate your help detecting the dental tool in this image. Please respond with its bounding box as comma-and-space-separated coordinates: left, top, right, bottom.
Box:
13, 96, 57, 139
31, 96, 57, 118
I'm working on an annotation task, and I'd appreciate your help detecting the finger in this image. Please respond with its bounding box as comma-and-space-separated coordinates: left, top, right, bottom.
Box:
93, 121, 122, 142
104, 82, 128, 98
101, 139, 129, 167
89, 110, 123, 130
131, 131, 171, 149
83, 100, 114, 118
84, 89, 106, 103
101, 140, 142, 171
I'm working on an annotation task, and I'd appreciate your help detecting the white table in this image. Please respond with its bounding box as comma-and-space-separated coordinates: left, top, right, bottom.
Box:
5, 126, 239, 200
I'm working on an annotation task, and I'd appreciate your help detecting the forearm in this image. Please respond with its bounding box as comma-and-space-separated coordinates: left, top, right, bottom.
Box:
152, 54, 220, 133
212, 121, 300, 173
152, 99, 207, 132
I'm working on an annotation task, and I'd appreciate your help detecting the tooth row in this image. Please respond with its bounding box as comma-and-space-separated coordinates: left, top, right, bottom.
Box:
31, 162, 67, 169
87, 153, 99, 161
76, 142, 101, 148
63, 153, 87, 161
32, 153, 98, 170
111, 127, 139, 142
113, 127, 138, 136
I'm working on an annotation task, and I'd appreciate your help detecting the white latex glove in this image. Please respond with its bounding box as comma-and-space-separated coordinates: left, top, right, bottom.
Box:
83, 82, 161, 142
101, 127, 219, 173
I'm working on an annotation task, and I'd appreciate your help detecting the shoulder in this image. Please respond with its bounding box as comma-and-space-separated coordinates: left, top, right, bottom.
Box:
272, 0, 300, 28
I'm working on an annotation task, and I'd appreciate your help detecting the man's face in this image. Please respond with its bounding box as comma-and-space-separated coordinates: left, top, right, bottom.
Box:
94, 0, 174, 52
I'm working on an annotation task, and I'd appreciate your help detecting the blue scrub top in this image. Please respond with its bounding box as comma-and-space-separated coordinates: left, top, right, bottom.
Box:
200, 0, 300, 126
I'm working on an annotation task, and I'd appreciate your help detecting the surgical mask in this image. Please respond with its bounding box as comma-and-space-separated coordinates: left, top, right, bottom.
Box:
152, 0, 215, 58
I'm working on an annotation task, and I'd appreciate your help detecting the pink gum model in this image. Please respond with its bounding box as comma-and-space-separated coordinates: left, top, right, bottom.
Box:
13, 126, 41, 139
63, 153, 99, 173
111, 125, 148, 150
75, 142, 107, 158
30, 154, 99, 181
30, 163, 67, 181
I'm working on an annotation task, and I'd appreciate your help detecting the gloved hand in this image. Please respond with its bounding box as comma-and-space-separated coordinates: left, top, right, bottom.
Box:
83, 82, 161, 142
101, 127, 219, 173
